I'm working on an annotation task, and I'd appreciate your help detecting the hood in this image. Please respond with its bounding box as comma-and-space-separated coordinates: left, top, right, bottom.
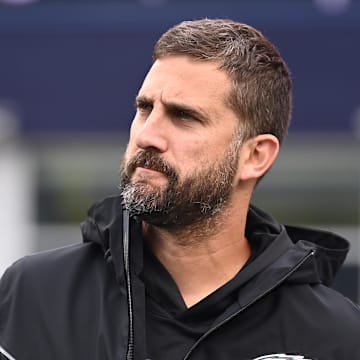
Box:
80, 195, 128, 281
284, 224, 350, 285
80, 196, 350, 287
81, 195, 123, 251
246, 206, 350, 287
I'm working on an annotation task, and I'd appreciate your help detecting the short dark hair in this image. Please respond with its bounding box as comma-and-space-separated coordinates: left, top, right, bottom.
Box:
153, 18, 292, 144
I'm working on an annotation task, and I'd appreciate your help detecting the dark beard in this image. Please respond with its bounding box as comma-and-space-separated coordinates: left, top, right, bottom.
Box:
119, 143, 239, 229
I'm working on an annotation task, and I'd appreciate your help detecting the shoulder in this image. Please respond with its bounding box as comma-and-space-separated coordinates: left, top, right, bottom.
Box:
313, 284, 360, 330
2, 243, 101, 283
310, 285, 360, 355
0, 242, 108, 307
0, 244, 126, 358
281, 283, 360, 346
260, 282, 360, 358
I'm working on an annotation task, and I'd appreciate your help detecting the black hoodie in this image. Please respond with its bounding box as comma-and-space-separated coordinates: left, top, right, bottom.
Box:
0, 195, 359, 360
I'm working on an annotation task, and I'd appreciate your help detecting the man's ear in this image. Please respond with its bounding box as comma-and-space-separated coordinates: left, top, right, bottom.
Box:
238, 134, 280, 181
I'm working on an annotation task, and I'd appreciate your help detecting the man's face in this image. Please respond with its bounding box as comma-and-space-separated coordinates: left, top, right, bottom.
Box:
120, 55, 242, 228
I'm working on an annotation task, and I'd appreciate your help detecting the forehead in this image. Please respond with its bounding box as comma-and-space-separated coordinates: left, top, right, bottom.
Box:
138, 55, 232, 107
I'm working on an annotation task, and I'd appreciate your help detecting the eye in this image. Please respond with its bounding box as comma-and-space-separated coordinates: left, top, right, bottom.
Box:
176, 110, 191, 119
135, 100, 153, 114
172, 108, 196, 121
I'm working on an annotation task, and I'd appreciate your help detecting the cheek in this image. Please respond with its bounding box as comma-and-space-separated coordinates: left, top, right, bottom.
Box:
175, 139, 212, 171
187, 136, 235, 170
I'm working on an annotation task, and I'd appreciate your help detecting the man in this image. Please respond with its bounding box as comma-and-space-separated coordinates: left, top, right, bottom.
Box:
0, 18, 359, 360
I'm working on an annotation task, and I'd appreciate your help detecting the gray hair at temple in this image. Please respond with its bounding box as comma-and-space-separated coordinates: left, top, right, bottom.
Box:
153, 18, 292, 144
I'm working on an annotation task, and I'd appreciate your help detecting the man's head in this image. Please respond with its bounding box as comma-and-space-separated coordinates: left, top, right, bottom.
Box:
153, 18, 292, 144
120, 19, 292, 228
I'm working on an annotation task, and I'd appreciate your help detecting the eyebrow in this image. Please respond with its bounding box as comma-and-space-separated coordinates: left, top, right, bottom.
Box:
135, 95, 152, 108
135, 95, 210, 124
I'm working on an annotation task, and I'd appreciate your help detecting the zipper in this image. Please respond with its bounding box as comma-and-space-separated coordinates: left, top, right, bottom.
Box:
123, 209, 134, 360
0, 344, 16, 360
182, 249, 316, 360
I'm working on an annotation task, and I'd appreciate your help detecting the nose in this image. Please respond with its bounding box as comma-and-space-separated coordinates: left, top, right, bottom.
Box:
133, 109, 168, 153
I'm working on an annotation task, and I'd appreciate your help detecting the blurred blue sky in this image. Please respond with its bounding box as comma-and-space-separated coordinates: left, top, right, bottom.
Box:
0, 0, 359, 135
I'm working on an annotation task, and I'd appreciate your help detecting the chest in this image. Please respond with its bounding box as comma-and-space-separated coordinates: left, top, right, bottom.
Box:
145, 292, 328, 360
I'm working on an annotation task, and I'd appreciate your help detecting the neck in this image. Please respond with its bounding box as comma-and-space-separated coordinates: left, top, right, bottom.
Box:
142, 199, 251, 307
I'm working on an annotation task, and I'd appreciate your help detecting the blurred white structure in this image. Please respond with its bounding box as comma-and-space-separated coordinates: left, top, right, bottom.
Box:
0, 104, 35, 276
314, 0, 352, 14
0, 0, 39, 5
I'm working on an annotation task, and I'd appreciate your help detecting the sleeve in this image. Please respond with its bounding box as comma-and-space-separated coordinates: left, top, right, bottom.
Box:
0, 260, 26, 360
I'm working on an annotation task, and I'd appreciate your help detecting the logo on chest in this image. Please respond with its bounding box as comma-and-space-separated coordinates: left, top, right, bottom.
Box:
253, 355, 313, 360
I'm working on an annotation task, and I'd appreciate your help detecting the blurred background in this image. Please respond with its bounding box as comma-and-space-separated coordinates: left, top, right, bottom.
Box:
0, 0, 359, 302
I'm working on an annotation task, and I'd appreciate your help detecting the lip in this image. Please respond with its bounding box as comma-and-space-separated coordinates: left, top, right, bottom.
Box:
134, 167, 165, 176
132, 167, 168, 186
136, 166, 160, 172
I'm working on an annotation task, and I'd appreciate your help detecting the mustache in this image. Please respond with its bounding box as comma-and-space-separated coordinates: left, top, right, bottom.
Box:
125, 150, 177, 179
